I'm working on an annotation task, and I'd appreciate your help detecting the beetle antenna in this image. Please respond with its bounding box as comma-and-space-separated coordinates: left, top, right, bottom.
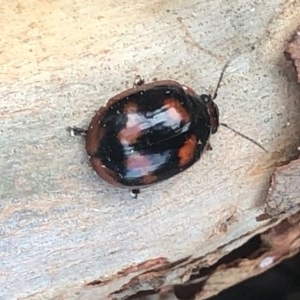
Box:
220, 122, 268, 152
212, 60, 231, 100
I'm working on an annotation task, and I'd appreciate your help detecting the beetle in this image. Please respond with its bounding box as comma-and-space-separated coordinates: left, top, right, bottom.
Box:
69, 63, 266, 198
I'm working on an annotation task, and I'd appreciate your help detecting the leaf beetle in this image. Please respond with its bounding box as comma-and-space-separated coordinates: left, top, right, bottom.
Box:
69, 62, 266, 198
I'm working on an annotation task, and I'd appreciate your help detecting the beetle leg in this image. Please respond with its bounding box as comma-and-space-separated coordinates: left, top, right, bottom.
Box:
67, 126, 88, 137
133, 75, 145, 87
206, 142, 213, 151
130, 188, 140, 199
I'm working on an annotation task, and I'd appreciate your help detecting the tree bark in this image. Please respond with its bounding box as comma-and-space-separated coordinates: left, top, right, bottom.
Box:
1, 1, 300, 299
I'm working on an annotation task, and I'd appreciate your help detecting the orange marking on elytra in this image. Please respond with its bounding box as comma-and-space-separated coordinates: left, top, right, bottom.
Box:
118, 102, 141, 144
118, 125, 142, 144
142, 174, 157, 185
178, 135, 197, 166
123, 102, 138, 113
164, 98, 190, 123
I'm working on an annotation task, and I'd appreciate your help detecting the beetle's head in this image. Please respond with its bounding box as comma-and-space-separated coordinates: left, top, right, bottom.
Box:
200, 94, 219, 134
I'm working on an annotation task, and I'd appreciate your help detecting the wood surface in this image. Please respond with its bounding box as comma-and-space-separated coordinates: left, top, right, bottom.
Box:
1, 1, 300, 299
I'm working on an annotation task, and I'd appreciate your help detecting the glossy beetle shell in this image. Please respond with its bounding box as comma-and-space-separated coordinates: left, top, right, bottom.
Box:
86, 80, 219, 187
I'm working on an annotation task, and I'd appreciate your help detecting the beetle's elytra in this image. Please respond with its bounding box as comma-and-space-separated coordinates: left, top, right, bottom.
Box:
84, 79, 219, 197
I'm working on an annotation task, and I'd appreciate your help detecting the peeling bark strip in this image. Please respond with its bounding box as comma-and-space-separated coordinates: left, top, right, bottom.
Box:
102, 213, 300, 300
194, 213, 300, 300
285, 26, 300, 82
108, 257, 190, 300
266, 157, 300, 216
86, 258, 168, 286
